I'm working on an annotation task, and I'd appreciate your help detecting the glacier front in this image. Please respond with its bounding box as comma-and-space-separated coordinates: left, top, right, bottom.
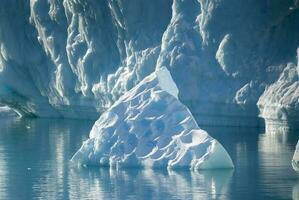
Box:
0, 0, 299, 128
71, 67, 234, 170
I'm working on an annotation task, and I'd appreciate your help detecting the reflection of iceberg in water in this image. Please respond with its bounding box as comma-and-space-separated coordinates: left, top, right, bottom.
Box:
68, 168, 233, 199
259, 121, 299, 199
293, 182, 299, 200
262, 120, 299, 172
264, 120, 294, 135
0, 146, 8, 200
31, 124, 71, 199
0, 118, 93, 200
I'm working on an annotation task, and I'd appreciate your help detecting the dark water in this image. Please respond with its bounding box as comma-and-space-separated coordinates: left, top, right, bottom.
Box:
0, 117, 298, 200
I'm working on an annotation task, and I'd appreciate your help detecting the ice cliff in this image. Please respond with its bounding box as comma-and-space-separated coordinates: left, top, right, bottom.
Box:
0, 0, 298, 127
71, 67, 234, 169
258, 49, 299, 129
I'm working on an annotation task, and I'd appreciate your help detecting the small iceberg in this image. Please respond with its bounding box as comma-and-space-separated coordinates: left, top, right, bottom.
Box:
71, 67, 234, 170
292, 141, 299, 171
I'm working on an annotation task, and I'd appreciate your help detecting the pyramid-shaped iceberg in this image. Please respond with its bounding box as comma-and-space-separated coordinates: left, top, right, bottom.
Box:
71, 67, 234, 170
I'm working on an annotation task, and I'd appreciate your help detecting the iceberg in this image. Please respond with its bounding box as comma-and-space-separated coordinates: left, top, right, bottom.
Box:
258, 48, 299, 129
71, 67, 234, 170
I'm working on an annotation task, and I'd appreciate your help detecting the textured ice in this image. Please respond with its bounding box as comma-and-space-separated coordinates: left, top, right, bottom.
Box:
71, 67, 233, 170
0, 0, 299, 127
258, 48, 299, 129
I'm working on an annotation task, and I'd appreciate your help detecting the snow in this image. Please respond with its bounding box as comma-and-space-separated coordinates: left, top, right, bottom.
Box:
71, 67, 233, 170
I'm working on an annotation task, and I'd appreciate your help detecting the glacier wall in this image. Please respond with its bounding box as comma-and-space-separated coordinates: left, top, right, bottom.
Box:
0, 0, 298, 127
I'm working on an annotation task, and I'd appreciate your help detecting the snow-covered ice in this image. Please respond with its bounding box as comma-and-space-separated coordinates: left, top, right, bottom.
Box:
71, 67, 234, 170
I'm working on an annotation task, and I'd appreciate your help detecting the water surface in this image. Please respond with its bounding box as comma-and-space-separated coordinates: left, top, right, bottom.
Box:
0, 117, 298, 199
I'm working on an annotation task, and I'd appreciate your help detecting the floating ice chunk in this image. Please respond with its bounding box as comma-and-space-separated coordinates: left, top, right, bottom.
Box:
71, 67, 234, 170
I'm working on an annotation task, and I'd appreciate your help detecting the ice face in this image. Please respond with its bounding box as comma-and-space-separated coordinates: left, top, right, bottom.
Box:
258, 49, 299, 129
0, 0, 298, 127
71, 67, 234, 170
0, 0, 172, 118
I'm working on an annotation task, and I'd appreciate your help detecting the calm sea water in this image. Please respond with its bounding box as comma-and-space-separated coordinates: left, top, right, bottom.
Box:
0, 117, 298, 200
